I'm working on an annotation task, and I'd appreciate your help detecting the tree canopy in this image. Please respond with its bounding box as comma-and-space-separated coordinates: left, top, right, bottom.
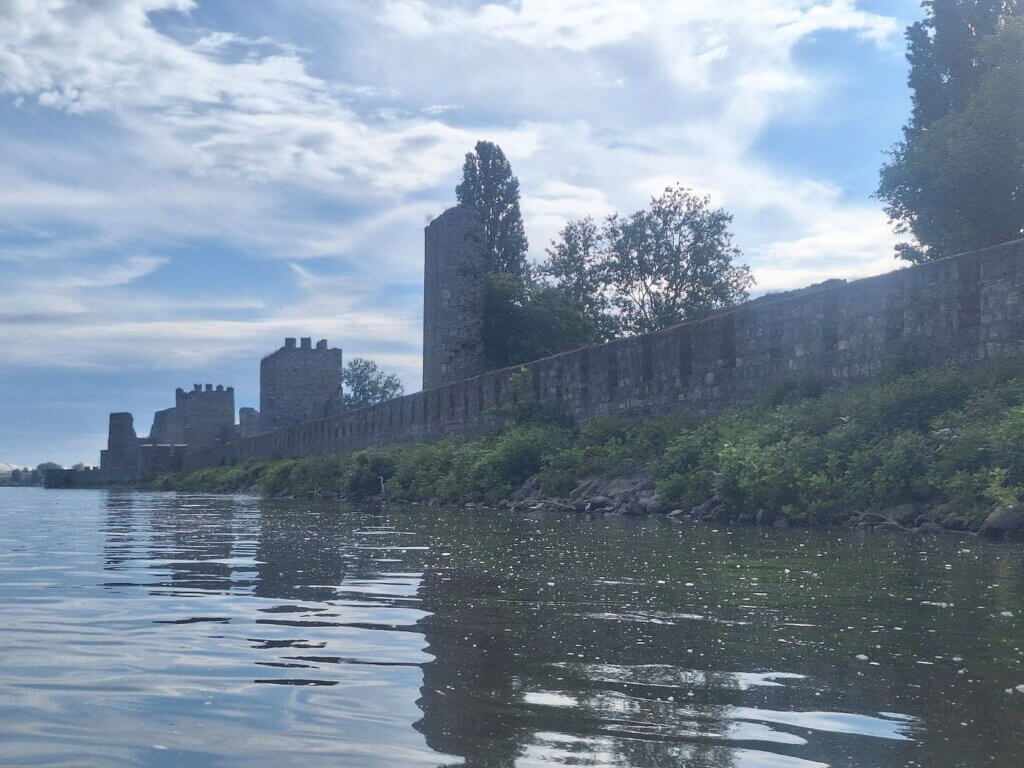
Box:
456, 140, 595, 369
482, 273, 612, 370
0, 462, 62, 487
456, 141, 529, 277
342, 358, 404, 410
455, 142, 750, 368
878, 1, 1023, 261
540, 185, 752, 336
600, 186, 752, 335
537, 216, 615, 337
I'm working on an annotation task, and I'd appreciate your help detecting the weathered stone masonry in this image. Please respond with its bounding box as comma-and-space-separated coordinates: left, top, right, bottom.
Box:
185, 237, 1024, 471
423, 205, 486, 390
80, 384, 237, 484
260, 337, 343, 431
148, 384, 236, 447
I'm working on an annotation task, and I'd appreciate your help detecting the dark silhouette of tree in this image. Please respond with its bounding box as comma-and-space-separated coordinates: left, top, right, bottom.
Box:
458, 147, 748, 365
482, 274, 612, 370
342, 358, 404, 410
877, 0, 1023, 261
456, 139, 568, 368
456, 141, 529, 277
1, 462, 61, 486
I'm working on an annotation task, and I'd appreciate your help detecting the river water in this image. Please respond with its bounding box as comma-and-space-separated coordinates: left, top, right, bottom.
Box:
1, 487, 1022, 767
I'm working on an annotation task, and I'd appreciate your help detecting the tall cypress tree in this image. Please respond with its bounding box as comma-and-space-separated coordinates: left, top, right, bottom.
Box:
456, 141, 529, 277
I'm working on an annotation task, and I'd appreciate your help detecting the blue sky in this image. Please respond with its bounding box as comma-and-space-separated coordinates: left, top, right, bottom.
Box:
1, 0, 923, 467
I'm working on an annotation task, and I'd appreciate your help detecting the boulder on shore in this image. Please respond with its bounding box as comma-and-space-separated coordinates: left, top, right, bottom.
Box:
978, 505, 1024, 541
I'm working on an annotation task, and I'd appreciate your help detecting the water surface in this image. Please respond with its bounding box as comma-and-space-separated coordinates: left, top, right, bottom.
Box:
1, 487, 1022, 767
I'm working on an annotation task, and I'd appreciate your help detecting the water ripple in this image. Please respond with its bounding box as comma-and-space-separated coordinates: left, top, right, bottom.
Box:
1, 488, 1021, 767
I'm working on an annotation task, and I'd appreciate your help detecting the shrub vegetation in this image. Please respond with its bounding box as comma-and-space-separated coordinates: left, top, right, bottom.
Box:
154, 361, 1024, 525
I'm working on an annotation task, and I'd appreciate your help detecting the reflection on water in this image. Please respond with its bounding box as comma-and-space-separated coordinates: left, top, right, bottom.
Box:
0, 487, 1022, 767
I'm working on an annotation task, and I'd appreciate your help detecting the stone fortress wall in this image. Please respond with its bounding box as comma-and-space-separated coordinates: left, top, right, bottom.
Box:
74, 384, 236, 485
47, 196, 1024, 487
183, 228, 1024, 472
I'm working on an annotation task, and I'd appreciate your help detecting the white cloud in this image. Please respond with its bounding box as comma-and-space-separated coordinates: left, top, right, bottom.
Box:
521, 179, 615, 254
383, 0, 651, 51
56, 255, 168, 289
0, 0, 534, 192
0, 0, 908, 384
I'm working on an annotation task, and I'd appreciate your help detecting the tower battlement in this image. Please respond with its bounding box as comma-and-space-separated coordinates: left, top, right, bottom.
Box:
175, 384, 234, 403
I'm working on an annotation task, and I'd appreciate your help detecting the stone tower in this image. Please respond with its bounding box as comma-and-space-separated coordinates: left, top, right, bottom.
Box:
260, 337, 343, 430
422, 204, 486, 390
174, 384, 236, 448
99, 412, 139, 479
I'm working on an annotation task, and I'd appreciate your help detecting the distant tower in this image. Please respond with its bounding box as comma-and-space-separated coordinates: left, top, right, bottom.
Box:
99, 412, 139, 479
174, 384, 236, 448
260, 337, 343, 430
423, 204, 486, 390
106, 412, 138, 451
238, 407, 261, 438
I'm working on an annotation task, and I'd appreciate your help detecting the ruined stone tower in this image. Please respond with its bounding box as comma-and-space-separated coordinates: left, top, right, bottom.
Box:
422, 204, 486, 390
260, 337, 343, 430
100, 412, 139, 477
147, 384, 235, 448
174, 384, 236, 447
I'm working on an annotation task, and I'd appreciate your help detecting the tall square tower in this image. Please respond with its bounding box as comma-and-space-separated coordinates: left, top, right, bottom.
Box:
260, 337, 343, 430
422, 205, 487, 390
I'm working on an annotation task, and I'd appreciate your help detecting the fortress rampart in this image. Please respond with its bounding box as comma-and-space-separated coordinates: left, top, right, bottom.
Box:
183, 238, 1024, 471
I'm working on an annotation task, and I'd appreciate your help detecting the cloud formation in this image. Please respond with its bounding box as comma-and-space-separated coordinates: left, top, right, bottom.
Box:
0, 0, 915, 462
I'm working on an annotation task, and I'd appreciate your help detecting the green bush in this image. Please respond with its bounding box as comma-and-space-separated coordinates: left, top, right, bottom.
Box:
467, 425, 570, 501
344, 449, 397, 497
657, 362, 1024, 522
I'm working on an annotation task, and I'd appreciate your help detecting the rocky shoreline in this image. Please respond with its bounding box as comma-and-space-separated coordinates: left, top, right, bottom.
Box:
325, 468, 1024, 543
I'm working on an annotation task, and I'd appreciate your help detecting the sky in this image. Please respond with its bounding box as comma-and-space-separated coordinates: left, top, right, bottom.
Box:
0, 0, 924, 468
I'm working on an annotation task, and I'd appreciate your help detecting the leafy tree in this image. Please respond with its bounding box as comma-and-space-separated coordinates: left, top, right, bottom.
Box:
537, 186, 751, 341
457, 148, 748, 365
482, 274, 612, 369
600, 185, 752, 335
878, 1, 1023, 261
540, 217, 602, 303
905, 0, 1018, 135
0, 463, 58, 486
538, 216, 618, 338
456, 141, 529, 277
343, 358, 404, 410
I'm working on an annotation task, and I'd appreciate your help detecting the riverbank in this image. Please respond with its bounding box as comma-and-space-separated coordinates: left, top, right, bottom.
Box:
154, 361, 1024, 540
